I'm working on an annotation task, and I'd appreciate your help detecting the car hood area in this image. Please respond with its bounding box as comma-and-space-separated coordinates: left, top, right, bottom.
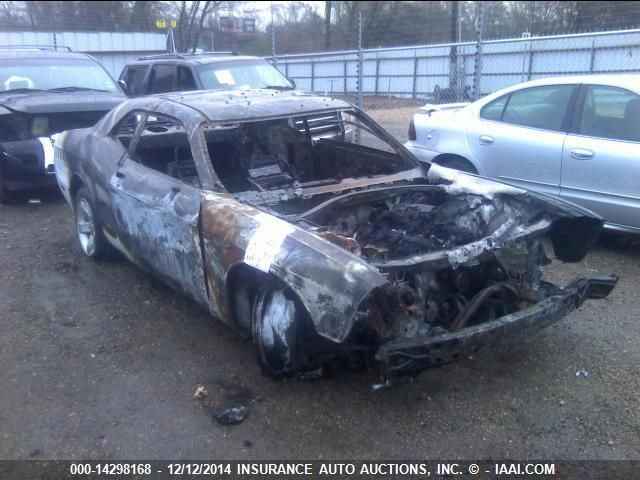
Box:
0, 90, 125, 114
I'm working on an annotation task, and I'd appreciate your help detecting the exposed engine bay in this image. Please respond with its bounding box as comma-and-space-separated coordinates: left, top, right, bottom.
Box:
293, 187, 551, 347
305, 191, 513, 260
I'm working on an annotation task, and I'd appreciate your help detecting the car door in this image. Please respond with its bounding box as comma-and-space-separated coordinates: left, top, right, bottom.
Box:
467, 84, 577, 196
176, 66, 198, 92
145, 64, 178, 95
561, 84, 640, 230
119, 65, 149, 97
108, 111, 209, 307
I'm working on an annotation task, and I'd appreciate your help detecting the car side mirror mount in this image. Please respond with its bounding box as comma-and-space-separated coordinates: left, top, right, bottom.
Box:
287, 77, 296, 89
118, 79, 129, 95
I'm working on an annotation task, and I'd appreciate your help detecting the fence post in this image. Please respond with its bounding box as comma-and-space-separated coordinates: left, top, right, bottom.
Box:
374, 57, 380, 96
473, 1, 485, 100
450, 0, 459, 102
356, 11, 363, 144
343, 60, 348, 94
589, 38, 596, 73
310, 61, 315, 92
412, 53, 418, 99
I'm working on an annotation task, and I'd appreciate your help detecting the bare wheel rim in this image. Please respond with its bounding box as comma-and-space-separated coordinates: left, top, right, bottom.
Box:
76, 198, 96, 256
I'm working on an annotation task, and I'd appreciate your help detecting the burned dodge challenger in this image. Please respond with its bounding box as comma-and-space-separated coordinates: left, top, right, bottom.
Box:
54, 90, 617, 379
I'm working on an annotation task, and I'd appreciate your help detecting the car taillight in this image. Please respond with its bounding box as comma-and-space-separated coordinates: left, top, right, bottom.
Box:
408, 118, 416, 141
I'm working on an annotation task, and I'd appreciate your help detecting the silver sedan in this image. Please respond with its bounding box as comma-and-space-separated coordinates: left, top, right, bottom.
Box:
405, 75, 640, 233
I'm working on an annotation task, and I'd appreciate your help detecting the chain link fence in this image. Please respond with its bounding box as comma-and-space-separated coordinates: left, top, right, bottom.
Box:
3, 1, 640, 142
269, 8, 640, 142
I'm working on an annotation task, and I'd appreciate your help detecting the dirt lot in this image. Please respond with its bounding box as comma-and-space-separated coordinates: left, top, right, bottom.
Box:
368, 106, 418, 144
1, 189, 639, 461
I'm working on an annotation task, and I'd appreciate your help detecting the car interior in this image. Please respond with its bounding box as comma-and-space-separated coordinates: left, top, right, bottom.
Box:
580, 90, 640, 142
501, 86, 573, 131
126, 115, 200, 186
203, 114, 411, 193
114, 110, 413, 192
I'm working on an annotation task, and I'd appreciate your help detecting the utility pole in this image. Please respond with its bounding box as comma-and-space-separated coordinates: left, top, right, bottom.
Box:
324, 1, 332, 51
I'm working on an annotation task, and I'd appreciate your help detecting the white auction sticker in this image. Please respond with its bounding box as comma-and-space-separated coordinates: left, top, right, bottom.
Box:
214, 69, 236, 86
244, 213, 294, 273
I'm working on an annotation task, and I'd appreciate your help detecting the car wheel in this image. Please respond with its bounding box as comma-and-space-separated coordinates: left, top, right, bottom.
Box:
439, 156, 478, 174
74, 187, 110, 259
252, 286, 301, 377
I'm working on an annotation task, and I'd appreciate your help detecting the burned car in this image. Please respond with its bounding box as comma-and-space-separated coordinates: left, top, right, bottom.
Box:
54, 90, 617, 379
0, 47, 125, 202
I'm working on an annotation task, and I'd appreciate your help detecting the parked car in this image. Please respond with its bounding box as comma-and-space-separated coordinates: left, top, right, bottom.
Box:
118, 52, 295, 97
54, 89, 616, 380
0, 46, 126, 202
118, 52, 352, 143
405, 75, 640, 233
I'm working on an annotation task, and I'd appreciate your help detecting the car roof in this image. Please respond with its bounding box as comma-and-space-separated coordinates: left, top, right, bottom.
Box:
157, 89, 351, 122
499, 74, 640, 94
520, 74, 639, 87
0, 48, 92, 61
129, 54, 262, 67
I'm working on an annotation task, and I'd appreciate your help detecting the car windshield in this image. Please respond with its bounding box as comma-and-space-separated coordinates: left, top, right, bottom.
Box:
203, 109, 417, 195
196, 60, 292, 91
0, 58, 118, 93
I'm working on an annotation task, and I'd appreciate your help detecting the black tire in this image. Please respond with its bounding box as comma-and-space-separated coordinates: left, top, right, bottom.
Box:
252, 286, 302, 377
438, 156, 478, 174
74, 186, 112, 259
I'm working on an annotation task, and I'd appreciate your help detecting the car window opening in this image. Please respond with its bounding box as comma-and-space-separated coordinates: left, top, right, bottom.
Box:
124, 113, 200, 187
203, 110, 414, 195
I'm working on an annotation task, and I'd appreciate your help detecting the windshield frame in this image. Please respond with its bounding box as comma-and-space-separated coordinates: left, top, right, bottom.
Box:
195, 59, 293, 91
0, 57, 121, 94
200, 106, 424, 197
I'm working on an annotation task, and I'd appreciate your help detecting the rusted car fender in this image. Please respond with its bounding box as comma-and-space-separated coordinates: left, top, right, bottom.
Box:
200, 193, 387, 343
54, 129, 103, 208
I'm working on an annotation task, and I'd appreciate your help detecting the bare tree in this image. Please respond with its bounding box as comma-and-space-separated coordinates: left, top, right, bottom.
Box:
173, 1, 223, 53
0, 1, 26, 27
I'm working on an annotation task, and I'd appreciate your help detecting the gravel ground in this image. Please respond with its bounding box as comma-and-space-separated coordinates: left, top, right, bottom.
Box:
1, 188, 639, 461
368, 106, 418, 143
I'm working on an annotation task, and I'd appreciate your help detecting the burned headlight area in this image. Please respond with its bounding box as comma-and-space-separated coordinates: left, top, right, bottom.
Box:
354, 248, 549, 346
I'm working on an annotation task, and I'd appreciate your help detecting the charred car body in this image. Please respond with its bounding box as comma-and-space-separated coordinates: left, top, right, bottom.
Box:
0, 48, 125, 202
54, 90, 617, 379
